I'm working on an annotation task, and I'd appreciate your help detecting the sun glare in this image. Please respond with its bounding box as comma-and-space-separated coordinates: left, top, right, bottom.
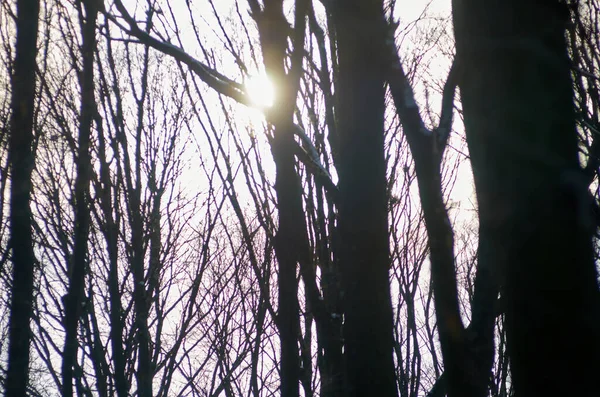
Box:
244, 74, 275, 109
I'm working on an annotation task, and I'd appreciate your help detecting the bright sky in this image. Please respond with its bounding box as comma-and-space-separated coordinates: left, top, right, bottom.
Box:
136, 0, 474, 227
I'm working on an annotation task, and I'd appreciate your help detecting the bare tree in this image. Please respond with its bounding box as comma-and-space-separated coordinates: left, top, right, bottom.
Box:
60, 1, 99, 395
103, 1, 474, 396
5, 0, 40, 395
6, 1, 599, 397
453, 1, 600, 396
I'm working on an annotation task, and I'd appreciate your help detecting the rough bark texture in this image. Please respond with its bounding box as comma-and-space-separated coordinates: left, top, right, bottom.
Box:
453, 1, 600, 395
5, 0, 40, 395
330, 3, 398, 397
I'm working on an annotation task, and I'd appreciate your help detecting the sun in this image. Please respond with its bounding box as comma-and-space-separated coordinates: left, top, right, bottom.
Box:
244, 73, 275, 109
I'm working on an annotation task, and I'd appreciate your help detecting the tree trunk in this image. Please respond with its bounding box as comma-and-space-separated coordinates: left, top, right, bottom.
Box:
253, 1, 311, 396
453, 1, 600, 395
96, 32, 130, 397
5, 0, 40, 395
61, 1, 97, 395
330, 3, 398, 397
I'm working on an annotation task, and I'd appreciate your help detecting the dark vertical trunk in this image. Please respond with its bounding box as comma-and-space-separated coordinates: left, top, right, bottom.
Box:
131, 169, 152, 397
147, 184, 162, 367
271, 120, 302, 397
463, 230, 499, 394
453, 1, 600, 395
61, 2, 97, 396
5, 0, 40, 395
330, 3, 398, 397
83, 291, 109, 397
315, 192, 343, 397
385, 20, 479, 397
128, 35, 152, 397
97, 36, 129, 397
407, 131, 466, 397
104, 169, 128, 397
254, 1, 308, 396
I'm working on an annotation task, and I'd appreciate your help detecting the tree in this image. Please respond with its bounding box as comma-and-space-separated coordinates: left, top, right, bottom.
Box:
60, 1, 98, 395
329, 2, 398, 397
453, 1, 600, 395
2, 1, 600, 396
5, 0, 40, 395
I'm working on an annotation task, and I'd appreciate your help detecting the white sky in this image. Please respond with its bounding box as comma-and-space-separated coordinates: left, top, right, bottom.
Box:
148, 0, 475, 225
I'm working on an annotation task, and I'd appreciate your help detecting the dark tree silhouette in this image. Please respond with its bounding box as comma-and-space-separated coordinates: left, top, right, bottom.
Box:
5, 0, 40, 396
453, 1, 600, 395
330, 2, 398, 397
60, 1, 98, 396
3, 1, 600, 396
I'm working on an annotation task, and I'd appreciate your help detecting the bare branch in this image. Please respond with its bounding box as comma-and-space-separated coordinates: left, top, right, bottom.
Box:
108, 0, 251, 105
434, 58, 459, 150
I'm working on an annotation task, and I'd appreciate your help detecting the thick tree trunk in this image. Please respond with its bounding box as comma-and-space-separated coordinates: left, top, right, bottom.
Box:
5, 0, 40, 395
453, 1, 600, 395
330, 3, 398, 397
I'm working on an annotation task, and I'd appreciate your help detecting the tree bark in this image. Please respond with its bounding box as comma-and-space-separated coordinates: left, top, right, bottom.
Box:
453, 1, 600, 395
5, 0, 40, 395
330, 3, 398, 397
